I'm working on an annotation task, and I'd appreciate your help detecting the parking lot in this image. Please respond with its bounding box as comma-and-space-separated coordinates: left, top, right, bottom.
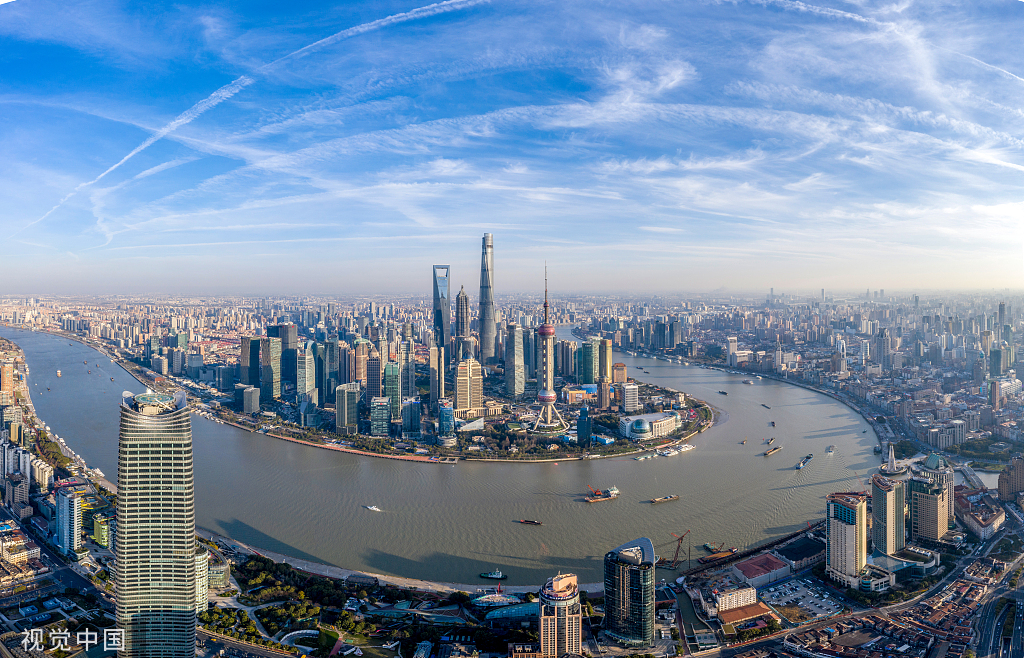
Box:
762, 577, 841, 623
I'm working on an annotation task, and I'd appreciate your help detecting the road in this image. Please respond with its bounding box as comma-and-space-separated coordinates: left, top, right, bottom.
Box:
198, 630, 291, 658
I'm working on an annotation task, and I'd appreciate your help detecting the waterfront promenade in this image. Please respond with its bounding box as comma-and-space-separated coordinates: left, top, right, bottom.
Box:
197, 528, 604, 595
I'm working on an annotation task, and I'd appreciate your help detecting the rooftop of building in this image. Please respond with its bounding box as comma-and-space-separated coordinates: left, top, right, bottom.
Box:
774, 536, 826, 562
607, 537, 655, 566
734, 553, 788, 579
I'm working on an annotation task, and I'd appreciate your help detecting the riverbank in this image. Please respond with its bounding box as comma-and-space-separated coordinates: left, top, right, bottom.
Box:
197, 528, 604, 595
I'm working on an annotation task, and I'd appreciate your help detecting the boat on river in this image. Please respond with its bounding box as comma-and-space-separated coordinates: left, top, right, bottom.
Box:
480, 569, 508, 580
364, 505, 382, 512
770, 421, 776, 427
796, 454, 813, 469
56, 370, 61, 377
519, 519, 542, 526
718, 390, 728, 395
742, 379, 754, 384
585, 486, 619, 503
766, 437, 775, 445
698, 547, 738, 564
827, 445, 835, 455
650, 495, 679, 504
764, 446, 783, 457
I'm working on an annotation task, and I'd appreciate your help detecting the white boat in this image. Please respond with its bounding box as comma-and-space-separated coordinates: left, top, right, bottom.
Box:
365, 505, 382, 512
678, 444, 695, 452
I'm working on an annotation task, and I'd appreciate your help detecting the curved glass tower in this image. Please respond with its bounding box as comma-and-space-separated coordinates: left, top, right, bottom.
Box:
116, 390, 197, 658
603, 537, 655, 647
479, 233, 496, 364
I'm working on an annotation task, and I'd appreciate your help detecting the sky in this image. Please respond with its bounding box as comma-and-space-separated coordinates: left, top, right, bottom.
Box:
2, 0, 1024, 295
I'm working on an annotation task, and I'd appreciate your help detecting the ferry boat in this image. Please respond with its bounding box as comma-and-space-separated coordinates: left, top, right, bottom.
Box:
480, 570, 508, 580
56, 370, 61, 377
766, 437, 775, 445
764, 446, 783, 457
796, 454, 813, 469
762, 404, 771, 409
678, 444, 695, 452
585, 486, 619, 503
519, 519, 543, 526
650, 495, 679, 504
364, 505, 382, 512
827, 445, 835, 455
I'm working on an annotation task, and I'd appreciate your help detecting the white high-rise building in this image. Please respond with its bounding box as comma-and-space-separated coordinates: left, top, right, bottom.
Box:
538, 573, 582, 658
825, 493, 867, 588
622, 383, 640, 413
116, 390, 197, 657
505, 324, 525, 400
195, 548, 209, 615
55, 485, 83, 556
31, 458, 53, 493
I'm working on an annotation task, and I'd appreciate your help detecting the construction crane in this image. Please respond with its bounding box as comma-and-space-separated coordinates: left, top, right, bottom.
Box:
655, 530, 691, 569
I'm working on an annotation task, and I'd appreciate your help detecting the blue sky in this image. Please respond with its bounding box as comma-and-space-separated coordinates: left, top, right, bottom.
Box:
2, 0, 1023, 295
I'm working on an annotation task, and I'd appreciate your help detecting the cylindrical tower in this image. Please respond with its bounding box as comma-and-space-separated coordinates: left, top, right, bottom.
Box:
479, 233, 496, 364
116, 390, 197, 658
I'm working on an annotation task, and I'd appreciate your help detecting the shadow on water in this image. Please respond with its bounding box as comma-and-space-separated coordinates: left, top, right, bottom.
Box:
212, 518, 325, 564
361, 548, 604, 585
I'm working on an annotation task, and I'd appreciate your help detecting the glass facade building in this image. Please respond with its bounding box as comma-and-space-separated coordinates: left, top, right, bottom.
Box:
115, 390, 197, 657
603, 537, 655, 647
432, 265, 451, 366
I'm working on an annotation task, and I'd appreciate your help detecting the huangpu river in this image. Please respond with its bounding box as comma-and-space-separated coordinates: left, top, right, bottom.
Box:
2, 326, 885, 585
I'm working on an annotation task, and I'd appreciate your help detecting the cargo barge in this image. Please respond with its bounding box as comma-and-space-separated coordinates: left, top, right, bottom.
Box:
698, 547, 738, 564
796, 453, 813, 469
764, 446, 783, 457
650, 495, 679, 504
585, 486, 619, 503
519, 520, 542, 526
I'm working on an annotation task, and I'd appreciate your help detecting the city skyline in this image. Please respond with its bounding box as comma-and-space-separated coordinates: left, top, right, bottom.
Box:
2, 1, 1024, 293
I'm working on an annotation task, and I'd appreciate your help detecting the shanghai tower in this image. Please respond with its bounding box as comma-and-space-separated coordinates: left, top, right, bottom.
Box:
479, 233, 496, 364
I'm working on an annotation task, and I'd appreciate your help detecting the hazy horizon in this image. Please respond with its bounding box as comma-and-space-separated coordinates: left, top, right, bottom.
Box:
2, 0, 1023, 293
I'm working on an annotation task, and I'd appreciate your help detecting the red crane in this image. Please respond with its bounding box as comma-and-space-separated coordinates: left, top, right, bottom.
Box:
670, 530, 691, 568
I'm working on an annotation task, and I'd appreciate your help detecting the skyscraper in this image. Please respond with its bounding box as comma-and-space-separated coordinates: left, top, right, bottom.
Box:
871, 475, 905, 556
259, 336, 282, 403
534, 269, 566, 430
599, 339, 613, 381
429, 345, 445, 411
455, 357, 483, 411
578, 339, 598, 385
335, 383, 359, 434
55, 484, 83, 556
116, 391, 197, 657
603, 538, 655, 647
366, 349, 383, 398
825, 493, 867, 588
538, 573, 582, 658
268, 323, 298, 387
433, 265, 451, 367
384, 362, 402, 418
479, 233, 496, 364
455, 285, 470, 358
296, 342, 316, 405
505, 323, 525, 400
908, 477, 947, 542
370, 397, 391, 436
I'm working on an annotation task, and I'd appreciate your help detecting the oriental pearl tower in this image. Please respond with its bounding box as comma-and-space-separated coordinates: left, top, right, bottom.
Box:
534, 267, 566, 431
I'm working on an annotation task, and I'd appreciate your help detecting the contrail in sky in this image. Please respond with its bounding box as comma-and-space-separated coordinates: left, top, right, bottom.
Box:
13, 0, 490, 237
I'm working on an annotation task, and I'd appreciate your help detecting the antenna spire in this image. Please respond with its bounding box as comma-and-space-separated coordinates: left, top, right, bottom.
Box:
544, 263, 549, 324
